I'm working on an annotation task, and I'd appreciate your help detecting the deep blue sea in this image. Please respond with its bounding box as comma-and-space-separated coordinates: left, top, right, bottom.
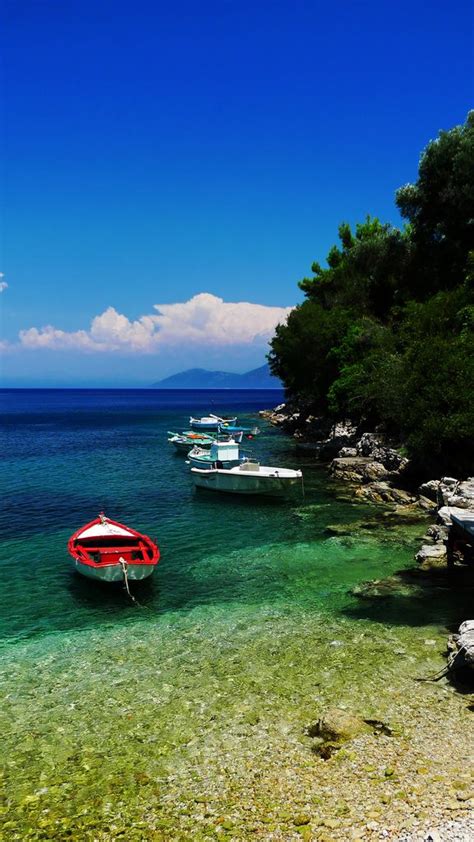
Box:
1, 389, 468, 839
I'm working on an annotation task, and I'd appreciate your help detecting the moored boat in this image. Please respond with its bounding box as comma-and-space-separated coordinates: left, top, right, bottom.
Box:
168, 430, 216, 452
218, 423, 260, 436
191, 462, 303, 496
189, 415, 237, 430
168, 429, 243, 453
187, 438, 246, 470
68, 514, 160, 582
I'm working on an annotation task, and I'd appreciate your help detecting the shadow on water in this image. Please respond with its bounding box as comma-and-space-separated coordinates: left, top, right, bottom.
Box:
191, 487, 298, 507
67, 570, 161, 611
343, 565, 474, 629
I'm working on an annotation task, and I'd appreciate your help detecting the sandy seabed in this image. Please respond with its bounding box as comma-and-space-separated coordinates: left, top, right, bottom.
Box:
1, 585, 473, 841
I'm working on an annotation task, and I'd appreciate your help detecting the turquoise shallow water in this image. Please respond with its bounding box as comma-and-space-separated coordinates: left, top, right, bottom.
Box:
1, 389, 471, 839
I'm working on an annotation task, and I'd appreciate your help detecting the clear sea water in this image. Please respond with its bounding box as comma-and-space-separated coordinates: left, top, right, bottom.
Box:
1, 389, 471, 839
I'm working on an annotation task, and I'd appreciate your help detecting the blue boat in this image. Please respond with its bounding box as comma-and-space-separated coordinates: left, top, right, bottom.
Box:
218, 423, 260, 436
189, 415, 237, 430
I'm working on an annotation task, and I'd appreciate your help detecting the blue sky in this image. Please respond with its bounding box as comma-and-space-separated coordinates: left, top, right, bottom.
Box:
1, 0, 472, 385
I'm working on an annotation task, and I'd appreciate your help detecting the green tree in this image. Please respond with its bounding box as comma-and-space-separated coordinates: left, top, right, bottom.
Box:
299, 217, 408, 319
268, 113, 474, 476
269, 301, 351, 410
396, 111, 474, 295
398, 285, 474, 474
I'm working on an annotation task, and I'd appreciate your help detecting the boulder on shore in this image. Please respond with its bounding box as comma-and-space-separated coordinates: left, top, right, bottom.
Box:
437, 505, 471, 527
448, 620, 474, 673
420, 477, 474, 509
329, 457, 389, 484
355, 433, 409, 473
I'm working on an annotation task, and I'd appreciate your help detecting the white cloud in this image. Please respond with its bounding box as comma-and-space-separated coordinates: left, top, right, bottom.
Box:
152, 293, 292, 346
17, 293, 293, 354
19, 326, 97, 351
0, 273, 7, 293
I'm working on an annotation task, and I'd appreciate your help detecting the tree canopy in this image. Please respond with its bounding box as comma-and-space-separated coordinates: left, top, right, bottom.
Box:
269, 113, 474, 477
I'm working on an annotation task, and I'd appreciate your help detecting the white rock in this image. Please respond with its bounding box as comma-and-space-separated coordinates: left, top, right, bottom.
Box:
437, 506, 470, 526
459, 619, 474, 634
416, 544, 447, 562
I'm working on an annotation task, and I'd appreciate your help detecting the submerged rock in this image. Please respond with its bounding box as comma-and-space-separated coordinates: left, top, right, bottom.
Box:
387, 503, 432, 522
351, 576, 414, 599
325, 519, 378, 536
307, 707, 372, 744
355, 482, 416, 506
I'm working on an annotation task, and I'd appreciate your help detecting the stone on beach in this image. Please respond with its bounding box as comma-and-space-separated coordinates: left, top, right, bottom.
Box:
448, 620, 474, 672
307, 707, 372, 745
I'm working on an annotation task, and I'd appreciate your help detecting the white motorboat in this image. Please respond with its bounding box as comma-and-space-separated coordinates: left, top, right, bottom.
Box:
191, 461, 303, 496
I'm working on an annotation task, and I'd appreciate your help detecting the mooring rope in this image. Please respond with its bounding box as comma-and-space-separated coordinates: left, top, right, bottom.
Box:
118, 557, 141, 607
414, 665, 450, 683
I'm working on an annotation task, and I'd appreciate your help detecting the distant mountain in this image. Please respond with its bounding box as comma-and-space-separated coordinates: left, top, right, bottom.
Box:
152, 364, 282, 389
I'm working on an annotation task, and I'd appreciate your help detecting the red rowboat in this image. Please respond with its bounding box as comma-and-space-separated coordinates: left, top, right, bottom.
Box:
68, 513, 160, 582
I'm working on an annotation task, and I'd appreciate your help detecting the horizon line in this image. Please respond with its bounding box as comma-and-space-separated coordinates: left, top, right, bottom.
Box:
0, 386, 285, 391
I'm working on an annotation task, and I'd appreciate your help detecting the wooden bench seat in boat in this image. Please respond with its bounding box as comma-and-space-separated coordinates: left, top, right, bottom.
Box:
81, 545, 147, 564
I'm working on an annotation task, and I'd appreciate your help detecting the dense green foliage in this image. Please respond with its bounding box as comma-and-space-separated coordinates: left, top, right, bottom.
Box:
269, 113, 474, 476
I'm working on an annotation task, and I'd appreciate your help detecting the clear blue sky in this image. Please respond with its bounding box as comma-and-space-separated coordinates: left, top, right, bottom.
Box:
1, 0, 472, 384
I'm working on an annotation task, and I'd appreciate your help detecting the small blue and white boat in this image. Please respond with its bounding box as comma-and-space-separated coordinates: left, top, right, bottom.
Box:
189, 414, 237, 430
168, 430, 216, 453
218, 423, 260, 436
187, 438, 246, 470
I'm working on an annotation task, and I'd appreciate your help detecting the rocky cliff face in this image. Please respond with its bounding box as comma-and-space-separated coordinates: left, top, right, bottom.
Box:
260, 405, 415, 505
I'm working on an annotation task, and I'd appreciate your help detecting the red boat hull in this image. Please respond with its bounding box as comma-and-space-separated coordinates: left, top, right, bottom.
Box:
68, 514, 160, 581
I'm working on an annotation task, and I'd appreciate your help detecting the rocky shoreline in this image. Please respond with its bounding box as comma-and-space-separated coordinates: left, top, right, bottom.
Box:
258, 403, 474, 840
261, 404, 474, 683
260, 404, 474, 574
